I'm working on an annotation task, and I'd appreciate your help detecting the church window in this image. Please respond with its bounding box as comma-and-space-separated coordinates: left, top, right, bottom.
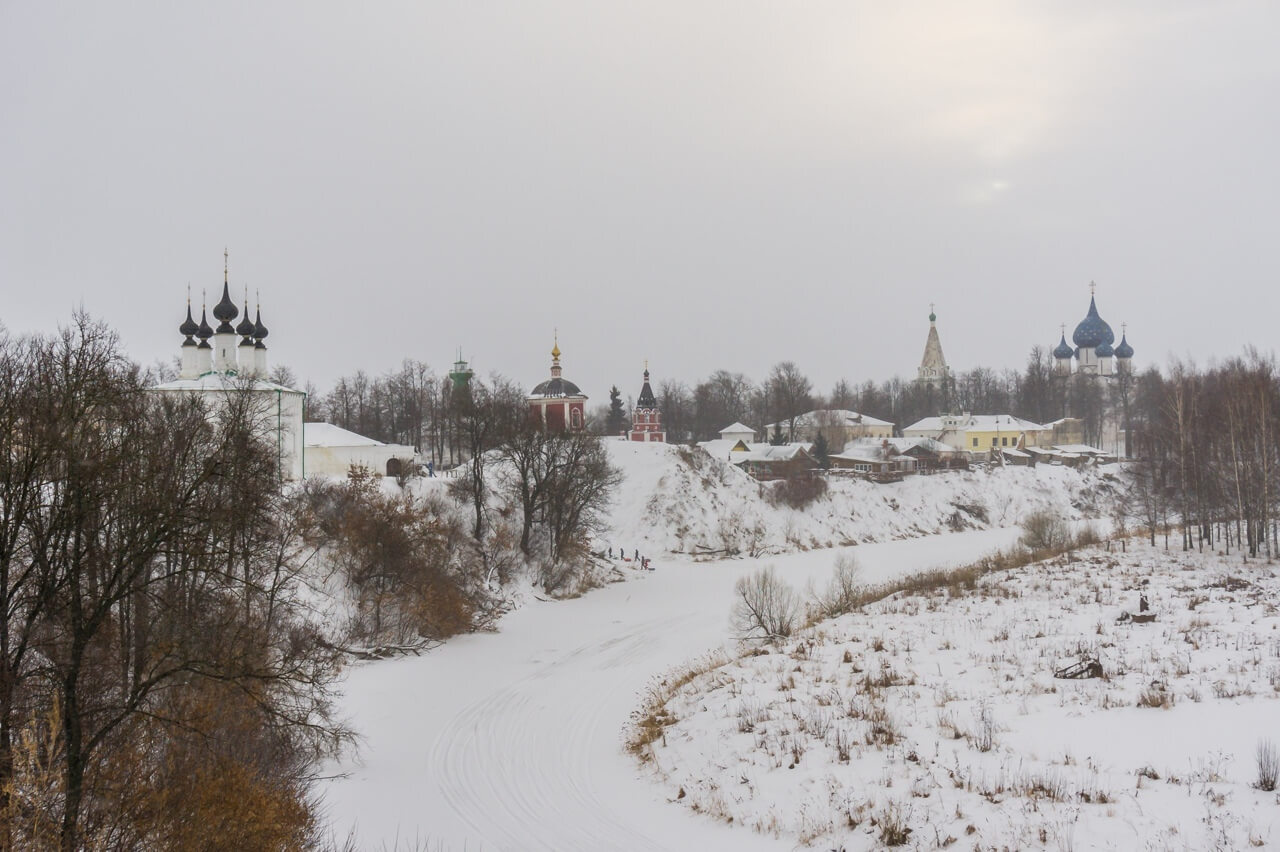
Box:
972, 438, 978, 447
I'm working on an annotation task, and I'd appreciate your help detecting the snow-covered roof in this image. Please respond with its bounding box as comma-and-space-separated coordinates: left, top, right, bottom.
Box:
718, 422, 756, 436
152, 372, 303, 394
830, 452, 891, 465
905, 414, 1047, 434
698, 439, 812, 465
999, 447, 1031, 459
742, 443, 811, 461
305, 422, 388, 448
1052, 444, 1110, 455
696, 439, 751, 458
843, 436, 956, 455
765, 409, 893, 430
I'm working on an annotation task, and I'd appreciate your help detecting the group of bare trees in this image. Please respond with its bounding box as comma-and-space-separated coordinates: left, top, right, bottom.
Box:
0, 316, 345, 850
1127, 352, 1280, 557
298, 471, 494, 645
314, 360, 463, 467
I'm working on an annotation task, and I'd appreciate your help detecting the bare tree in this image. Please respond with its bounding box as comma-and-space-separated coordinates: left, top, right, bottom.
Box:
657, 379, 692, 443
449, 376, 525, 540
767, 361, 813, 441
540, 433, 623, 573
730, 567, 799, 642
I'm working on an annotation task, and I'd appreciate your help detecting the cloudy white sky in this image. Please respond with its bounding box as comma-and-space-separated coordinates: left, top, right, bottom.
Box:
3, 2, 1277, 400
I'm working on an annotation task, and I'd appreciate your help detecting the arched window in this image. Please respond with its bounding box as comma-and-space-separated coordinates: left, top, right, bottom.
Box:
571, 407, 583, 430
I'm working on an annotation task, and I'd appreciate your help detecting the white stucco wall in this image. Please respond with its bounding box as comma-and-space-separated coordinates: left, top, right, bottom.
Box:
151, 375, 307, 481
304, 443, 416, 478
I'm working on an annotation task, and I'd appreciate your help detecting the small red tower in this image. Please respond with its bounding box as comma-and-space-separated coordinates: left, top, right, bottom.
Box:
528, 336, 587, 431
628, 362, 665, 443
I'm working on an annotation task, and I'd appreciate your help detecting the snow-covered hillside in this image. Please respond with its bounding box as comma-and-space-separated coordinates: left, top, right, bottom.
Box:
602, 441, 1118, 557
640, 544, 1280, 849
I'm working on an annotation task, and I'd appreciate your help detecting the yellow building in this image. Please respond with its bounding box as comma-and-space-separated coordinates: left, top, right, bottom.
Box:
903, 413, 1050, 455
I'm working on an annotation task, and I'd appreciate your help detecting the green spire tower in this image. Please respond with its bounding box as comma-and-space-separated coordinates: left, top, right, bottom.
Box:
449, 349, 474, 391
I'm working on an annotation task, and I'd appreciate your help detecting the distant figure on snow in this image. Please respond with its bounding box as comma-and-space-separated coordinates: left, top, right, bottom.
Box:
1139, 594, 1149, 613
427, 460, 434, 478
608, 547, 613, 559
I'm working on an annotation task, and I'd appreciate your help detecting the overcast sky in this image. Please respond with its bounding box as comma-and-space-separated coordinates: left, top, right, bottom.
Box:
3, 2, 1278, 402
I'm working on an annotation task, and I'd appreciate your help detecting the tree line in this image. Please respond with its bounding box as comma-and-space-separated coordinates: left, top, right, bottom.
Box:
310, 349, 1124, 452
1, 315, 347, 849
1127, 351, 1279, 557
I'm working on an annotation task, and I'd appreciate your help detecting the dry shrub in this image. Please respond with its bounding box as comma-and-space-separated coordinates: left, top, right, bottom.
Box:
767, 475, 828, 509
127, 683, 322, 851
1, 702, 64, 849
1257, 739, 1279, 792
875, 800, 911, 846
1020, 510, 1073, 551
301, 474, 491, 644
1137, 683, 1174, 709
3, 684, 325, 852
810, 553, 863, 621
627, 651, 730, 761
731, 566, 800, 642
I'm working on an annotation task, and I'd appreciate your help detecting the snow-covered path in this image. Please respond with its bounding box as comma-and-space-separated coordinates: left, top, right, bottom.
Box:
321, 528, 1022, 851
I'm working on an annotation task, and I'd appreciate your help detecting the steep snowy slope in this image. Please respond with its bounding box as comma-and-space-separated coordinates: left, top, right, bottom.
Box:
601, 441, 1117, 557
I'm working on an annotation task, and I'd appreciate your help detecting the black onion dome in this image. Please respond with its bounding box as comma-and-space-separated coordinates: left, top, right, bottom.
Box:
530, 377, 582, 397
252, 308, 268, 342
236, 300, 255, 337
1114, 334, 1134, 359
1052, 334, 1074, 360
637, 370, 658, 409
1071, 296, 1115, 349
179, 304, 199, 337
212, 282, 238, 332
197, 307, 214, 341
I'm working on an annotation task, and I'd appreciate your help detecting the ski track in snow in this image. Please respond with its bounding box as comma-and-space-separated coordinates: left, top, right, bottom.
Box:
321, 528, 1023, 851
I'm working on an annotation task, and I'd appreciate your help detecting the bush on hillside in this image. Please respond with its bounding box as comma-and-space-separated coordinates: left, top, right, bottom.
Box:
300, 472, 495, 645
1019, 510, 1074, 551
767, 475, 828, 509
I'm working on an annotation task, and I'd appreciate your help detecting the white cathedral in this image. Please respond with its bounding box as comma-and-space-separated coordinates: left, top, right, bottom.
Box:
151, 255, 306, 480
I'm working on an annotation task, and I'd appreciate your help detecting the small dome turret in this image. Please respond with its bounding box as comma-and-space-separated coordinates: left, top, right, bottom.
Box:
252, 307, 268, 347
1114, 334, 1133, 359
179, 304, 199, 340
1053, 334, 1074, 360
196, 307, 214, 348
637, 363, 658, 410
235, 292, 255, 338
1095, 340, 1114, 358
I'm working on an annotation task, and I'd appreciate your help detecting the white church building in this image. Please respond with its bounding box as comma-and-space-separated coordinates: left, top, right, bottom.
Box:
151, 257, 306, 480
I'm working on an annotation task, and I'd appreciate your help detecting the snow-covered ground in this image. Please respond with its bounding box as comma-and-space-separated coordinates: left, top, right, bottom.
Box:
319, 529, 1024, 850
318, 447, 1133, 849
644, 544, 1280, 850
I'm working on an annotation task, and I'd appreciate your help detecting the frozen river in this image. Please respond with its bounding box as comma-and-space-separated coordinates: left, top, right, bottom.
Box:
320, 527, 1022, 851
